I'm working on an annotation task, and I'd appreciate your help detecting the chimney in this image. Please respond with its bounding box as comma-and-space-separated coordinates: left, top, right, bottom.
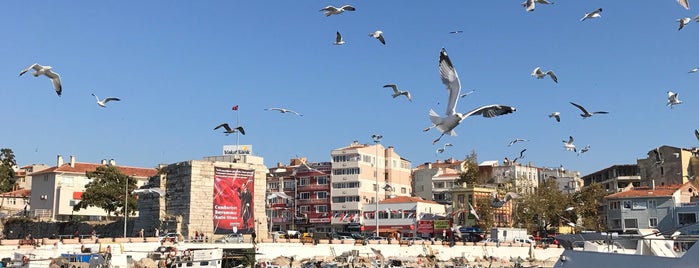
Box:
69, 155, 75, 168
101, 159, 107, 165
436, 160, 442, 164
651, 180, 655, 190
109, 159, 116, 166
57, 155, 64, 167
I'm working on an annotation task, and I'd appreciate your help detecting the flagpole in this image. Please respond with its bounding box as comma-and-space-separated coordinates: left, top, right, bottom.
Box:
236, 106, 240, 159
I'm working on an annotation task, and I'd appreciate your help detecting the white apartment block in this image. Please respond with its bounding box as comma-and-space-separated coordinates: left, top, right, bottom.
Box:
329, 141, 411, 232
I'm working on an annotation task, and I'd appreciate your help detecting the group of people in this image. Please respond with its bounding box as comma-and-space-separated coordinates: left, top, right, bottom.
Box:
193, 231, 206, 242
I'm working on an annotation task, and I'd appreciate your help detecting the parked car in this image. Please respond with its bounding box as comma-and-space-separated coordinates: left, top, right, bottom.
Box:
365, 236, 388, 242
216, 233, 244, 243
540, 237, 558, 245
514, 237, 534, 244
483, 238, 500, 244
338, 236, 355, 241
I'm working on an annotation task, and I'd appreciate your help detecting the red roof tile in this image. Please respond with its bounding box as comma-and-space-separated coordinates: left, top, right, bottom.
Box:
0, 189, 30, 198
605, 184, 690, 199
30, 163, 157, 178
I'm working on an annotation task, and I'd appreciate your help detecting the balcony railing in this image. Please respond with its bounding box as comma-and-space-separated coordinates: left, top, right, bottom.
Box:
297, 198, 329, 205
297, 184, 330, 191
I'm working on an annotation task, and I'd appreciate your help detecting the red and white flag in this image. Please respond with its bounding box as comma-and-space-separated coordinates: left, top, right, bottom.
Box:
469, 202, 480, 221
232, 105, 239, 111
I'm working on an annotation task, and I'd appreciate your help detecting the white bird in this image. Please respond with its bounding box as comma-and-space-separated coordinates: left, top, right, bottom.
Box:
214, 123, 245, 135
319, 5, 356, 17
531, 67, 558, 83
678, 17, 691, 30
19, 63, 62, 96
383, 84, 412, 102
91, 93, 121, 107
580, 8, 602, 21
423, 48, 516, 144
667, 91, 682, 108
459, 90, 475, 98
132, 188, 165, 196
578, 145, 590, 156
570, 102, 608, 118
679, 0, 690, 10
508, 138, 528, 147
265, 107, 303, 116
449, 30, 463, 34
549, 112, 561, 122
689, 68, 698, 73
563, 136, 576, 152
695, 129, 699, 142
512, 149, 527, 163
333, 31, 345, 45
522, 0, 554, 12
492, 192, 520, 208
369, 30, 386, 45
436, 143, 453, 154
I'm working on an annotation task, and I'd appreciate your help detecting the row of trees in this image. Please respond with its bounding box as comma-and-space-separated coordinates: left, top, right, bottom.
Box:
458, 151, 607, 233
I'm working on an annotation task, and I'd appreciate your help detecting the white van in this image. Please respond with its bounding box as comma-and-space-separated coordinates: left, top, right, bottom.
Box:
514, 236, 534, 244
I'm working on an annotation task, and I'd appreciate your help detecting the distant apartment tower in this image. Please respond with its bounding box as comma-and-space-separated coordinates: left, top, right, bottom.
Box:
479, 160, 539, 194
581, 164, 640, 193
330, 141, 411, 233
413, 158, 466, 204
266, 158, 332, 234
539, 166, 583, 194
637, 145, 699, 187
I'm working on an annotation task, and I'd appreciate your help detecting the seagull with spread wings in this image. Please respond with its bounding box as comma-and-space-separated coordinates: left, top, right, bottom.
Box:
423, 48, 516, 144
214, 123, 245, 135
132, 188, 165, 196
695, 129, 699, 142
319, 5, 356, 16
667, 91, 682, 108
19, 63, 63, 96
570, 102, 608, 118
383, 84, 412, 102
578, 145, 590, 156
678, 0, 690, 10
508, 138, 528, 147
581, 8, 602, 21
436, 143, 453, 154
678, 17, 692, 30
549, 112, 561, 122
92, 93, 121, 107
492, 192, 521, 208
265, 108, 303, 116
522, 0, 554, 12
369, 31, 386, 45
333, 31, 345, 45
531, 67, 558, 83
459, 89, 475, 98
563, 136, 576, 152
512, 149, 527, 163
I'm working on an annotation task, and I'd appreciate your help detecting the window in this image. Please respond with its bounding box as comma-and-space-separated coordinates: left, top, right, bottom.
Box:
649, 218, 658, 227
332, 196, 360, 203
299, 178, 309, 186
679, 213, 697, 225
332, 182, 360, 189
317, 192, 328, 199
299, 192, 310, 200
623, 201, 631, 209
610, 219, 622, 229
332, 168, 360, 175
317, 176, 328, 185
316, 205, 328, 212
61, 176, 74, 187
647, 199, 656, 209
433, 182, 445, 188
283, 181, 295, 189
609, 201, 620, 210
624, 218, 638, 229
299, 206, 309, 212
401, 187, 407, 194
268, 182, 279, 189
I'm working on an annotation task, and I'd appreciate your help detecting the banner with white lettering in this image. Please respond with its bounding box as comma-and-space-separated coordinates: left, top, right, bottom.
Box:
213, 167, 255, 234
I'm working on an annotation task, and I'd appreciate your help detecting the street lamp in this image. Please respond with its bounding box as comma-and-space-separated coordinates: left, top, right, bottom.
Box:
371, 134, 383, 238
124, 175, 129, 238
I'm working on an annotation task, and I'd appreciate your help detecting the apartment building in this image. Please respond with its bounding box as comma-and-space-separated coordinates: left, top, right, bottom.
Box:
581, 164, 640, 193
480, 160, 539, 194
413, 158, 465, 205
539, 166, 583, 194
637, 145, 699, 187
329, 141, 411, 233
28, 155, 157, 221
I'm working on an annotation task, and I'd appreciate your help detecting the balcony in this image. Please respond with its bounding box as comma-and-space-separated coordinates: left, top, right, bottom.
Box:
297, 198, 329, 205
298, 184, 330, 191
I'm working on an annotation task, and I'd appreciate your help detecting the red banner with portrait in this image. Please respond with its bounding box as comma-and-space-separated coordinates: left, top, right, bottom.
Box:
213, 167, 255, 234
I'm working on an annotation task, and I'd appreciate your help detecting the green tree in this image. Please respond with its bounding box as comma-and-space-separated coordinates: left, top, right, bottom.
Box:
74, 166, 136, 219
571, 183, 607, 231
513, 178, 572, 234
458, 150, 480, 185
0, 148, 17, 192
473, 196, 495, 231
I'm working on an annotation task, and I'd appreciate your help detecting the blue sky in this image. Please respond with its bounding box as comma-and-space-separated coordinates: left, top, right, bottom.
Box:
3, 1, 698, 176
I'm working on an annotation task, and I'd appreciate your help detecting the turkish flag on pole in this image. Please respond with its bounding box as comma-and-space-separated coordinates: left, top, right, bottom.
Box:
232, 105, 239, 111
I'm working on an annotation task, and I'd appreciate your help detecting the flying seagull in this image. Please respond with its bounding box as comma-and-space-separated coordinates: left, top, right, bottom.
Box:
678, 17, 691, 30
214, 123, 245, 135
460, 89, 475, 98
91, 93, 121, 107
578, 145, 590, 156
132, 188, 165, 196
508, 138, 528, 147
651, 147, 665, 175
369, 30, 386, 45
449, 30, 463, 34
492, 192, 520, 208
512, 149, 527, 163
689, 68, 698, 73
19, 63, 62, 96
265, 108, 303, 116
678, 0, 690, 10
570, 102, 608, 118
695, 129, 699, 142
531, 67, 558, 83
423, 48, 516, 144
333, 31, 345, 45
667, 91, 682, 108
436, 143, 453, 154
563, 136, 576, 152
383, 84, 412, 102
580, 8, 602, 21
522, 0, 554, 12
549, 112, 561, 122
319, 5, 356, 17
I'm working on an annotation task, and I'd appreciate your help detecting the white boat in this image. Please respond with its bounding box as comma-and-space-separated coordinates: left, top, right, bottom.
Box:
553, 229, 699, 268
149, 245, 223, 268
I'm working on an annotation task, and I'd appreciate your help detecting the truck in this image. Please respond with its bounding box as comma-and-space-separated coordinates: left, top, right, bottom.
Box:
490, 228, 529, 243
